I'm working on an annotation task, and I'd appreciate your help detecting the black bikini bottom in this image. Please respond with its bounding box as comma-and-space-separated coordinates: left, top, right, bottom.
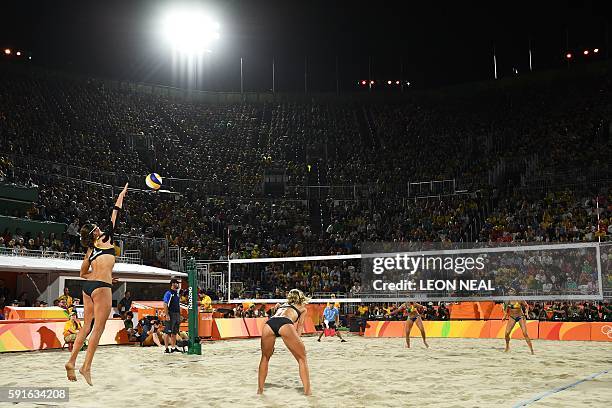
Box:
82, 280, 112, 297
266, 317, 294, 337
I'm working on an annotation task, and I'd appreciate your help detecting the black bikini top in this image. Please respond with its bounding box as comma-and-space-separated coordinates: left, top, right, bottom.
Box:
87, 204, 120, 262
88, 245, 116, 263
278, 303, 302, 321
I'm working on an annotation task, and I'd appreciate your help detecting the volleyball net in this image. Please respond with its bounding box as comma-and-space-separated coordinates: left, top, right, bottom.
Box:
217, 242, 611, 303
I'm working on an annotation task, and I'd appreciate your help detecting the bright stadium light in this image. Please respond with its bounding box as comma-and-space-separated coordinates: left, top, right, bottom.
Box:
4, 49, 10, 55
162, 9, 220, 54
594, 48, 599, 53
16, 51, 21, 56
583, 50, 589, 55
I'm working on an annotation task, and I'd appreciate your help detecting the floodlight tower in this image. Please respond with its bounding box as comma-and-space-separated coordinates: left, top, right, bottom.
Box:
161, 8, 220, 90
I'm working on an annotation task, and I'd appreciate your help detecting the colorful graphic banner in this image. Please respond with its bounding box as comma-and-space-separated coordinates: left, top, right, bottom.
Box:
538, 321, 591, 341
5, 306, 68, 320
0, 319, 129, 353
365, 320, 611, 342
590, 323, 612, 342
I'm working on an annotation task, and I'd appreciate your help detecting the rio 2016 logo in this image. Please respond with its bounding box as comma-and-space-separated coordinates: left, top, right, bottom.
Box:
601, 325, 612, 339
188, 286, 193, 310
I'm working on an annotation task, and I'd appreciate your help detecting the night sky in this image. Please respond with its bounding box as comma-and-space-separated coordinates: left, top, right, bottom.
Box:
1, 0, 610, 92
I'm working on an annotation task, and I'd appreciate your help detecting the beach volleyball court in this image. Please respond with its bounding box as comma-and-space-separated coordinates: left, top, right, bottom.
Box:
1, 336, 610, 407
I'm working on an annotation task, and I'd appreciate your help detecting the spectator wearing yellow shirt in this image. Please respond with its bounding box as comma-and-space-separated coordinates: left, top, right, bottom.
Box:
180, 289, 188, 304
251, 245, 260, 258
63, 312, 82, 351
357, 305, 369, 317
199, 293, 212, 312
356, 304, 369, 336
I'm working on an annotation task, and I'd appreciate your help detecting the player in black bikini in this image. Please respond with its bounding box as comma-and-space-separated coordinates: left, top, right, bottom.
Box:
65, 183, 128, 386
258, 289, 311, 395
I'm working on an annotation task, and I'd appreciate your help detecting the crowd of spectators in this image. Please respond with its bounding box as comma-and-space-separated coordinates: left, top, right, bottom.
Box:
0, 62, 611, 302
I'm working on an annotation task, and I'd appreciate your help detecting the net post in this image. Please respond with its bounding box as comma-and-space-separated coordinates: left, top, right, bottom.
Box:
227, 260, 232, 303
187, 258, 201, 355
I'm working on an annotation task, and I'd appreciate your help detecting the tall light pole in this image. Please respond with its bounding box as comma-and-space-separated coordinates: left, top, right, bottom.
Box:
335, 56, 339, 95
368, 56, 372, 92
304, 56, 308, 94
240, 57, 244, 93
566, 27, 570, 69
493, 46, 498, 80
400, 59, 404, 92
528, 37, 533, 72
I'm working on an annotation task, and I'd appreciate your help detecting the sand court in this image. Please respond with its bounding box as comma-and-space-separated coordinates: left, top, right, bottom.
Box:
0, 336, 610, 407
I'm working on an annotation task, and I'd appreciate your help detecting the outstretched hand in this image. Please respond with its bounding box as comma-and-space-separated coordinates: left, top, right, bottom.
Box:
119, 183, 128, 197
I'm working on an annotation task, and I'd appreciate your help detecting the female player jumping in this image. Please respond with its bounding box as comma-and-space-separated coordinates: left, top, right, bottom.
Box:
393, 301, 429, 348
501, 291, 534, 354
258, 289, 310, 395
65, 183, 128, 385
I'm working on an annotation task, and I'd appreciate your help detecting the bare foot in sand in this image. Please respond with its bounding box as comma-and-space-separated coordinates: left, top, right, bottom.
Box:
424, 341, 429, 348
257, 388, 263, 395
65, 362, 77, 382
79, 367, 93, 386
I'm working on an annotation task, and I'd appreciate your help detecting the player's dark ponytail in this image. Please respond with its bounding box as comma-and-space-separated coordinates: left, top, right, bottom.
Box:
80, 223, 95, 248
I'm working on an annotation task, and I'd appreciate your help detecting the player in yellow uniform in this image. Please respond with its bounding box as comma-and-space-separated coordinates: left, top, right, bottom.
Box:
501, 292, 534, 354
392, 301, 429, 348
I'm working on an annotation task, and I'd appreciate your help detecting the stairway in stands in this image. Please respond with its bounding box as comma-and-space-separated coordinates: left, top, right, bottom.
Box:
307, 160, 327, 234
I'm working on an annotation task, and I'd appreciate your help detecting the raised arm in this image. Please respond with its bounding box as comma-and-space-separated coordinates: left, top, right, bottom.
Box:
501, 303, 508, 321
80, 250, 92, 278
390, 303, 406, 316
110, 183, 128, 228
520, 301, 530, 317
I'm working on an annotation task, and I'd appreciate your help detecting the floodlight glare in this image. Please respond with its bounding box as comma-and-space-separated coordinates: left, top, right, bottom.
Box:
162, 9, 220, 54
16, 51, 21, 56
4, 49, 11, 55
594, 48, 599, 53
